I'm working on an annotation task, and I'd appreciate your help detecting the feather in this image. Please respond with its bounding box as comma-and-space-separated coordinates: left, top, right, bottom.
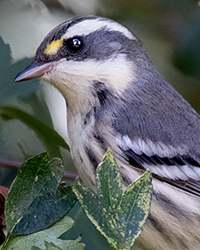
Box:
118, 140, 200, 196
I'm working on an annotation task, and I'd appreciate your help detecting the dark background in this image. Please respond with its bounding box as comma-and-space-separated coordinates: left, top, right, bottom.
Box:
0, 1, 200, 249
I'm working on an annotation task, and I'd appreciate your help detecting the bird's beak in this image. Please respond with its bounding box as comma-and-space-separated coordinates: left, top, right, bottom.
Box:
15, 61, 53, 82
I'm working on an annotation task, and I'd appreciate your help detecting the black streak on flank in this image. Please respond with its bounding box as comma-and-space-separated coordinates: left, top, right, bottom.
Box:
96, 88, 109, 107
93, 82, 110, 107
94, 133, 105, 146
155, 192, 187, 219
83, 106, 96, 126
148, 213, 190, 248
83, 111, 92, 126
93, 132, 108, 152
148, 214, 172, 244
84, 146, 99, 169
121, 172, 132, 186
177, 238, 189, 250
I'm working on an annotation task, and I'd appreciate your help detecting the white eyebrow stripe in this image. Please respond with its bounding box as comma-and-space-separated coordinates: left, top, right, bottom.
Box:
62, 19, 136, 40
45, 54, 136, 94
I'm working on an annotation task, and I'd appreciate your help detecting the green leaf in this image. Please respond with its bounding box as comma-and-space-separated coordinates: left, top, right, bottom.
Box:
96, 150, 122, 210
0, 105, 70, 158
118, 170, 152, 248
5, 152, 76, 236
32, 241, 63, 250
74, 149, 152, 250
0, 216, 85, 250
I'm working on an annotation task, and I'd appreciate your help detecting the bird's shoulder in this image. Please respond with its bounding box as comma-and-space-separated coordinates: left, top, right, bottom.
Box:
92, 77, 200, 196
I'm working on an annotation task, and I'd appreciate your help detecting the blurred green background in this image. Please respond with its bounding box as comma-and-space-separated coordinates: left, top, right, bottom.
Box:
0, 0, 200, 249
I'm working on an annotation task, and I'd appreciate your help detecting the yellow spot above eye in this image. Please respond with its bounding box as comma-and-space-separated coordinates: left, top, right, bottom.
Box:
44, 39, 64, 55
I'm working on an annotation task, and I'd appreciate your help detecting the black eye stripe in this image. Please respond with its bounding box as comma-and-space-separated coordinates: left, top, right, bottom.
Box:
65, 37, 84, 52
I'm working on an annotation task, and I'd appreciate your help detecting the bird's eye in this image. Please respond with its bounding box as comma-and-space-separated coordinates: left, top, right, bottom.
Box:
66, 37, 84, 52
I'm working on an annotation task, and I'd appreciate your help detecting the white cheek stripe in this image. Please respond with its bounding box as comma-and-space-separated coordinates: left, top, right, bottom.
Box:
44, 54, 136, 95
62, 18, 136, 40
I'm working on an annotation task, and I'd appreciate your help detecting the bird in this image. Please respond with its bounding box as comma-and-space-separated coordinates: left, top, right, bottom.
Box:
15, 16, 200, 250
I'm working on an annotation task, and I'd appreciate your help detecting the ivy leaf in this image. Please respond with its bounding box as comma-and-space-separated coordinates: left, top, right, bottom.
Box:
5, 152, 76, 236
74, 149, 152, 250
0, 216, 85, 250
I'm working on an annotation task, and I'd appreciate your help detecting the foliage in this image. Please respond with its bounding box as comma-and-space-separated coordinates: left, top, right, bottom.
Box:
0, 151, 152, 250
5, 152, 76, 235
0, 216, 85, 250
74, 150, 153, 250
0, 153, 79, 250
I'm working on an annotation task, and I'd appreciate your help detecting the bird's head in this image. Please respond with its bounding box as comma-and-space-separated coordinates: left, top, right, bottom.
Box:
15, 16, 148, 109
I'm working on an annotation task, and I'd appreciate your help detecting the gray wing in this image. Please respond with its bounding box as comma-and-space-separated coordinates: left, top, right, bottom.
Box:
93, 67, 200, 196
118, 141, 200, 196
111, 78, 200, 196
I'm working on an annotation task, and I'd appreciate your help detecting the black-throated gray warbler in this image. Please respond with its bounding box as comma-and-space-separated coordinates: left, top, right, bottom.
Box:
15, 16, 200, 250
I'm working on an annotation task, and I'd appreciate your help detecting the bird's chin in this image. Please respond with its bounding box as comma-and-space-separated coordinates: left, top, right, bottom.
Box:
40, 72, 51, 82
40, 71, 66, 94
